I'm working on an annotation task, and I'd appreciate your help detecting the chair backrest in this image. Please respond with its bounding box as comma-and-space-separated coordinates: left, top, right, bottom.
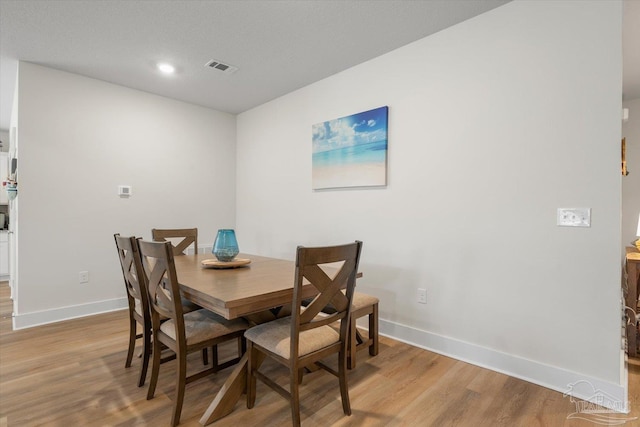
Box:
291, 241, 363, 357
151, 228, 198, 255
137, 239, 186, 342
114, 233, 150, 322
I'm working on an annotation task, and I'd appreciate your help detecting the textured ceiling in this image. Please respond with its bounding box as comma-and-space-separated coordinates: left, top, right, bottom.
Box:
0, 0, 510, 131
1, 0, 637, 134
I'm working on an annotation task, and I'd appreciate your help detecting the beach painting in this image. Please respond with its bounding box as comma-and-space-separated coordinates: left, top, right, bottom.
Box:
312, 106, 388, 190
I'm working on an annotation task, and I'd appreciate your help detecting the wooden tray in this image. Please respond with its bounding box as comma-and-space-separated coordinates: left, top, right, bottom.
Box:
201, 258, 251, 269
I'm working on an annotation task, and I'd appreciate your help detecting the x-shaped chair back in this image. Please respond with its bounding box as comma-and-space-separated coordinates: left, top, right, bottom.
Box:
291, 241, 363, 358
137, 239, 186, 345
151, 228, 198, 256
115, 234, 149, 318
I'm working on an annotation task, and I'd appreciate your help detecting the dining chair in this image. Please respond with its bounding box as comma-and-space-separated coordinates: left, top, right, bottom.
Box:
114, 234, 152, 387
244, 241, 363, 426
137, 239, 248, 427
150, 229, 206, 349
151, 228, 198, 255
114, 234, 210, 388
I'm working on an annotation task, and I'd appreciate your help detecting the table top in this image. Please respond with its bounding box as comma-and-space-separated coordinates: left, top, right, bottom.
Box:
626, 246, 640, 261
175, 253, 317, 319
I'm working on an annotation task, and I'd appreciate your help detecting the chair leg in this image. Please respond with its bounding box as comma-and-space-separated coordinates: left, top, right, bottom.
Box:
202, 347, 209, 365
370, 303, 379, 356
348, 303, 379, 369
171, 350, 187, 427
338, 348, 351, 416
125, 317, 137, 368
138, 325, 151, 387
348, 313, 358, 369
246, 342, 257, 409
211, 344, 218, 368
238, 335, 246, 356
146, 328, 162, 400
290, 366, 301, 427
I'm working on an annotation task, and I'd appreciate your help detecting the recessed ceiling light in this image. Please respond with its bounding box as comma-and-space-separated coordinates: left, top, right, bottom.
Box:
157, 62, 175, 74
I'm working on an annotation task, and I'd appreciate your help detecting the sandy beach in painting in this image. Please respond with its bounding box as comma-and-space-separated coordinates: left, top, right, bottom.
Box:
312, 162, 386, 189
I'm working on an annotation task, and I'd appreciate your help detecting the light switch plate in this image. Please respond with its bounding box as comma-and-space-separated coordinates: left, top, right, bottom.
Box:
557, 208, 591, 227
417, 288, 427, 304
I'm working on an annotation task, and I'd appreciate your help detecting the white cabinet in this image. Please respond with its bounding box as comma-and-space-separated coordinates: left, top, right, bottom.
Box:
0, 232, 7, 277
0, 152, 7, 205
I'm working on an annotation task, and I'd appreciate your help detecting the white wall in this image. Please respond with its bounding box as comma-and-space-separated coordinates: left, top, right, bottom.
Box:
237, 0, 624, 404
0, 130, 8, 152
13, 62, 237, 326
623, 98, 640, 248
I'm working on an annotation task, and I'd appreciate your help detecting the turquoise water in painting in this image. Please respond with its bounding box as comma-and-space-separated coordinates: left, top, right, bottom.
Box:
312, 140, 387, 168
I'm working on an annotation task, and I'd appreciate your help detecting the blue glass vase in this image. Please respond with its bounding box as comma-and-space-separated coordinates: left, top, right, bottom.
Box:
212, 229, 239, 262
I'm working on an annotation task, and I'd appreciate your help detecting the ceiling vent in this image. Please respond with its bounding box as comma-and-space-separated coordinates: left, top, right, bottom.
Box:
205, 59, 238, 75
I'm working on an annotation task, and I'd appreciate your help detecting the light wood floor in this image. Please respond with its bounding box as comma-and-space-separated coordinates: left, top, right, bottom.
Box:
1, 281, 638, 426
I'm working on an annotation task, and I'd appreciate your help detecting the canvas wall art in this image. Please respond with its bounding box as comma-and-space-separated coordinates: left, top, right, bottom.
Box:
312, 106, 388, 190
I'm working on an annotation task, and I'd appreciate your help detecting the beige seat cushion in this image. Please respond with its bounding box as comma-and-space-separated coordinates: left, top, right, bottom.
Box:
135, 296, 200, 316
351, 292, 379, 310
160, 309, 248, 345
244, 317, 339, 360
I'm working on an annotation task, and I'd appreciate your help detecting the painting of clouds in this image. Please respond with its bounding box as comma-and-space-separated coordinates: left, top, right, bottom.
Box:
312, 106, 388, 190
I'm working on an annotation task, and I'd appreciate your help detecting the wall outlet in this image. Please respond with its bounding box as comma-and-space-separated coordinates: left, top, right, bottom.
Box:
79, 271, 89, 284
417, 288, 427, 304
557, 208, 591, 227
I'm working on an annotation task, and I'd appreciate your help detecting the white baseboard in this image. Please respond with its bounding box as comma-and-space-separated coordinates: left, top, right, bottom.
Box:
12, 297, 128, 330
379, 318, 629, 413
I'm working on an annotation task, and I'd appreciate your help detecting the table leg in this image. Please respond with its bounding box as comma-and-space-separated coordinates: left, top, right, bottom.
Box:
199, 353, 248, 425
200, 312, 275, 425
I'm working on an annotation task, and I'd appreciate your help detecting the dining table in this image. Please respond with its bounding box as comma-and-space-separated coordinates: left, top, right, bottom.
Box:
173, 252, 360, 425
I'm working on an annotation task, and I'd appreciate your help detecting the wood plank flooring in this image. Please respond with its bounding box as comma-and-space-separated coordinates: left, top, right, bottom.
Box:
1, 281, 638, 426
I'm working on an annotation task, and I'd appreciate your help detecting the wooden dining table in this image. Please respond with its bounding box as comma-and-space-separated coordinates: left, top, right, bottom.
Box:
173, 252, 351, 425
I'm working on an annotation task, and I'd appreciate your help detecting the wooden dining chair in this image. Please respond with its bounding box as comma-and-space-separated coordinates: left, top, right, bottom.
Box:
150, 228, 210, 364
137, 239, 248, 427
114, 234, 210, 387
244, 241, 363, 426
114, 234, 152, 387
151, 228, 198, 256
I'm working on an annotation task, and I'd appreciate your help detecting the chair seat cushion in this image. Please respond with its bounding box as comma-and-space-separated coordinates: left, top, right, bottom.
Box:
135, 296, 200, 316
304, 291, 379, 314
244, 316, 339, 360
160, 309, 248, 345
352, 292, 379, 310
